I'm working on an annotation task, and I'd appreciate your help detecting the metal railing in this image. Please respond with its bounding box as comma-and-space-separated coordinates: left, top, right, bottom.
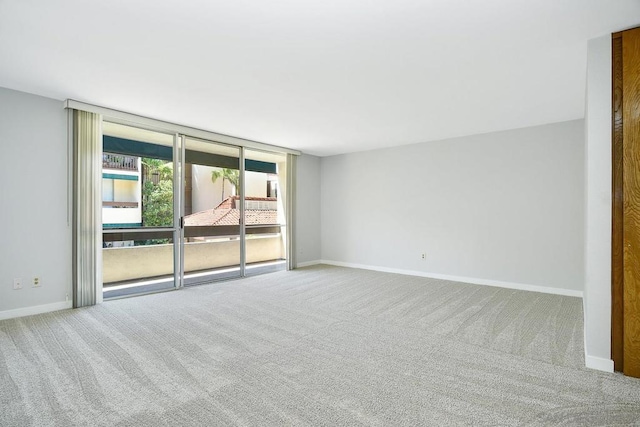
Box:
103, 153, 138, 171
102, 201, 139, 208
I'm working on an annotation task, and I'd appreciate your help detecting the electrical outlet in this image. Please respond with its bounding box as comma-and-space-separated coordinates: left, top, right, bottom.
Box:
421, 253, 426, 260
33, 277, 41, 287
13, 278, 22, 290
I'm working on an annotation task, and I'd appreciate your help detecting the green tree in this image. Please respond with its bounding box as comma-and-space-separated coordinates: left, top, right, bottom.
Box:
142, 158, 173, 182
139, 158, 173, 245
211, 168, 239, 202
142, 179, 173, 227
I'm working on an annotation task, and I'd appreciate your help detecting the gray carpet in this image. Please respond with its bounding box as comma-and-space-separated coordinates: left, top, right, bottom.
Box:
1, 265, 639, 426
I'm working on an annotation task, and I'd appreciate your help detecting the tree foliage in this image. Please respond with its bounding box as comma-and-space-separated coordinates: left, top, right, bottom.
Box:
142, 179, 173, 227
211, 168, 239, 201
139, 158, 173, 244
142, 158, 173, 182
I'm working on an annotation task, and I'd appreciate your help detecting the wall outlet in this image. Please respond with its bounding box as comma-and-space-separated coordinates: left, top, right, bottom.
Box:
33, 277, 41, 287
421, 253, 426, 260
13, 278, 22, 290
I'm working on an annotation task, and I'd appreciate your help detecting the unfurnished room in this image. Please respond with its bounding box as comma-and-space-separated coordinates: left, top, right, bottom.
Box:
1, 0, 640, 425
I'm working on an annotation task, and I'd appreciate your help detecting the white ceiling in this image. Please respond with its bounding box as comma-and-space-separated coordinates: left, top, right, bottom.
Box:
0, 0, 638, 156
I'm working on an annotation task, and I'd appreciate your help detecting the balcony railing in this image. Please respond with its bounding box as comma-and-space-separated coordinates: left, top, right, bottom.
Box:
103, 236, 284, 284
103, 153, 138, 171
103, 201, 139, 208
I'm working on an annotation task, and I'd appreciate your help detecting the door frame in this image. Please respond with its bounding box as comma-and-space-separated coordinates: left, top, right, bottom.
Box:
611, 30, 624, 373
102, 128, 283, 297
611, 26, 640, 377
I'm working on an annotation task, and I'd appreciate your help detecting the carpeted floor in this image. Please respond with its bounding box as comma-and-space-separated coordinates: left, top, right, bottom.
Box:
1, 265, 639, 426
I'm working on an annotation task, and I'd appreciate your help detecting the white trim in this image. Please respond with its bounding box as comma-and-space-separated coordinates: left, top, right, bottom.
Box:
319, 260, 584, 298
581, 298, 614, 373
296, 260, 322, 268
0, 301, 73, 321
585, 354, 615, 372
583, 297, 589, 370
64, 99, 301, 156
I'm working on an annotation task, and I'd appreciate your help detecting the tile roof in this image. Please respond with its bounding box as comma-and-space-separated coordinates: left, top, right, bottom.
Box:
184, 197, 279, 226
216, 196, 277, 209
183, 208, 233, 226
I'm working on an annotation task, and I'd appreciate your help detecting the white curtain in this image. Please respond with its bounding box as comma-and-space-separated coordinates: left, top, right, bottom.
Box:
277, 154, 297, 270
73, 110, 102, 307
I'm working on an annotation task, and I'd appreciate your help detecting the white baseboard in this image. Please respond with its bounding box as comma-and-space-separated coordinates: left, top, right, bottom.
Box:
296, 260, 322, 268
319, 260, 583, 298
0, 301, 73, 321
581, 299, 615, 373
585, 354, 614, 372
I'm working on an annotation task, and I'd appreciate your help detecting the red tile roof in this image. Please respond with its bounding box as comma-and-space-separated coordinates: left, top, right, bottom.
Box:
215, 196, 277, 209
184, 197, 279, 226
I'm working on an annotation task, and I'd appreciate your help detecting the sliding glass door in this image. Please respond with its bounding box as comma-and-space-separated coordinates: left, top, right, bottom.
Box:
181, 137, 241, 285
101, 122, 180, 298
101, 122, 288, 298
244, 149, 287, 276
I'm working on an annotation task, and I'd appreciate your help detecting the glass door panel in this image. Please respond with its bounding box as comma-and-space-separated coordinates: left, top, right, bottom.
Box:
244, 149, 287, 276
101, 121, 178, 298
182, 136, 241, 285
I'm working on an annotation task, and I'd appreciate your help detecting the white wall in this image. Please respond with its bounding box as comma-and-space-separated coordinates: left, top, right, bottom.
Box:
584, 35, 613, 371
192, 166, 267, 212
321, 120, 585, 292
113, 178, 138, 203
103, 178, 114, 201
245, 171, 268, 199
102, 206, 142, 225
192, 165, 235, 211
0, 87, 72, 317
295, 154, 321, 264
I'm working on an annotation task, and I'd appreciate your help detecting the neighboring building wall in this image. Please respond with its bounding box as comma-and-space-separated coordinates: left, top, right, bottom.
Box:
245, 171, 268, 198
103, 178, 114, 201
584, 35, 614, 371
0, 87, 71, 318
192, 166, 268, 211
320, 120, 585, 293
102, 205, 142, 225
113, 178, 138, 203
102, 161, 142, 226
193, 165, 231, 212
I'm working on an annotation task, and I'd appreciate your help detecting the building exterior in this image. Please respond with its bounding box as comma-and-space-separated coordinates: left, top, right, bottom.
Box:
102, 153, 142, 232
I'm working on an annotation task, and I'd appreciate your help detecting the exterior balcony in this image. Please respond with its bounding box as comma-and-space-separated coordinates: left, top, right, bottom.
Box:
103, 153, 139, 171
